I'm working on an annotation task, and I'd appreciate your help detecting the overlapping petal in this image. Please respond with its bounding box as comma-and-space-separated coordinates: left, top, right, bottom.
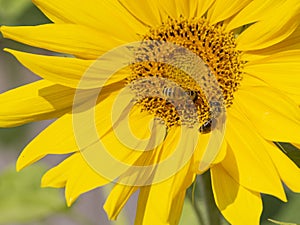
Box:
117, 0, 162, 27
41, 152, 110, 206
33, 0, 147, 37
104, 184, 138, 220
224, 108, 287, 201
211, 164, 262, 225
5, 49, 129, 89
243, 50, 300, 97
156, 0, 203, 20
16, 83, 125, 171
241, 24, 300, 61
226, 0, 284, 31
236, 0, 300, 51
0, 80, 73, 127
195, 0, 215, 19
207, 0, 252, 25
0, 24, 124, 59
134, 163, 194, 225
135, 190, 186, 225
16, 114, 77, 171
168, 191, 186, 225
264, 141, 300, 192
234, 86, 300, 143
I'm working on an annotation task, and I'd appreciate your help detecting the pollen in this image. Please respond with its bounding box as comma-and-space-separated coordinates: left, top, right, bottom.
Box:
127, 17, 244, 128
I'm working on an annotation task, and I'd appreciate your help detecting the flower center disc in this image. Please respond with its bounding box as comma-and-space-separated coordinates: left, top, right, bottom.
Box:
127, 17, 243, 129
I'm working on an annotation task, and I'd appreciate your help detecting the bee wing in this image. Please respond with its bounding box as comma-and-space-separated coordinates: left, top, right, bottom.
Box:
198, 114, 226, 172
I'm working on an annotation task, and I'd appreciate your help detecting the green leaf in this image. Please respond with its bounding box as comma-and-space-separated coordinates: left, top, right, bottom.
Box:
262, 189, 300, 225
0, 0, 32, 23
0, 164, 66, 224
268, 218, 299, 225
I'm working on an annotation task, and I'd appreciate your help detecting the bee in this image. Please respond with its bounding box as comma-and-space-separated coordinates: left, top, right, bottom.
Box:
199, 118, 215, 134
198, 101, 224, 134
162, 87, 198, 101
162, 87, 224, 134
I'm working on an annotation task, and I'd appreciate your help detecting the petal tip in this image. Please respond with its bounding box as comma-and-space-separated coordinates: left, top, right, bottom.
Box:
2, 48, 17, 57
16, 155, 28, 172
65, 195, 75, 207
103, 203, 117, 221
0, 26, 5, 35
41, 175, 50, 188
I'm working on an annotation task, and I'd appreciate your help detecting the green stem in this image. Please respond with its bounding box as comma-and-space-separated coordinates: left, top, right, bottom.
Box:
192, 171, 223, 225
187, 191, 205, 225
201, 172, 221, 225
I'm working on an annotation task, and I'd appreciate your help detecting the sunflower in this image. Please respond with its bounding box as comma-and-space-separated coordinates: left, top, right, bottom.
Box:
1, 0, 300, 225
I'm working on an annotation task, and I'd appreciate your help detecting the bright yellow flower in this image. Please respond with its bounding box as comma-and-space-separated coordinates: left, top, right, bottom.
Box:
1, 0, 300, 225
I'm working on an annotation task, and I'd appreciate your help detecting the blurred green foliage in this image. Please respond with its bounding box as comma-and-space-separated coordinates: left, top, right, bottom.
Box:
262, 190, 300, 225
0, 164, 66, 224
0, 0, 49, 26
0, 0, 32, 24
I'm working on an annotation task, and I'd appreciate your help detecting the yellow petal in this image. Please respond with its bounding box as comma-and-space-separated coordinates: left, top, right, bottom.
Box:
207, 0, 252, 25
1, 24, 122, 59
0, 80, 73, 127
223, 109, 287, 201
42, 152, 110, 206
264, 141, 300, 192
64, 164, 110, 206
286, 93, 300, 105
226, 0, 284, 31
5, 49, 128, 89
236, 1, 300, 51
17, 83, 125, 171
134, 165, 194, 225
130, 128, 196, 224
174, 0, 199, 19
234, 86, 300, 143
192, 133, 211, 173
90, 126, 194, 187
211, 164, 262, 225
157, 0, 204, 20
192, 131, 226, 173
117, 0, 162, 27
33, 0, 147, 38
239, 73, 268, 88
212, 138, 227, 165
41, 157, 71, 188
16, 114, 77, 171
104, 184, 138, 220
168, 191, 186, 225
113, 125, 196, 187
97, 108, 163, 166
243, 50, 300, 96
242, 26, 300, 61
196, 0, 215, 19
75, 88, 168, 185
240, 73, 300, 106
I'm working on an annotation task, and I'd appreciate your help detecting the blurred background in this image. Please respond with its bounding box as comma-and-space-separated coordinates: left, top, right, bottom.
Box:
1, 0, 300, 225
